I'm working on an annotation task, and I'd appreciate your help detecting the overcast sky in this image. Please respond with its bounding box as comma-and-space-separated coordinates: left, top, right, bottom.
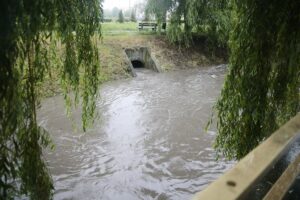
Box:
103, 0, 141, 10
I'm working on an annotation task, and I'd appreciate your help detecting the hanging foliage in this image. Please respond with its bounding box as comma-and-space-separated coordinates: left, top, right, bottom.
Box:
167, 0, 192, 46
0, 0, 102, 199
163, 0, 231, 48
146, 0, 172, 32
187, 0, 231, 48
215, 0, 300, 160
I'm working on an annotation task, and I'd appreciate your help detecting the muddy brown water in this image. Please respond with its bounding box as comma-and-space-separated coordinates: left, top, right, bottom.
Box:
39, 66, 234, 200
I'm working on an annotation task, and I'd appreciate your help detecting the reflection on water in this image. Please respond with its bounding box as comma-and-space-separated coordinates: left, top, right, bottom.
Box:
39, 66, 234, 200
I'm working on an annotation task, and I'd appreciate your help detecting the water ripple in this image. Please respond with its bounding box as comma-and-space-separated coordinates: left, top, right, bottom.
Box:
39, 66, 234, 200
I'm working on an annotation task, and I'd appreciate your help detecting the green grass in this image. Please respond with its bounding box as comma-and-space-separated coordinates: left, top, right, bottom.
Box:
102, 22, 137, 32
101, 22, 158, 36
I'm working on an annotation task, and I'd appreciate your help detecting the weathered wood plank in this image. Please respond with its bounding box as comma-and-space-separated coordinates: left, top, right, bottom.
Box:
263, 154, 300, 200
193, 113, 300, 200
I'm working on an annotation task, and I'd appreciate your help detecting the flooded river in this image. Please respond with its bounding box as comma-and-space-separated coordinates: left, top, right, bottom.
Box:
39, 66, 234, 200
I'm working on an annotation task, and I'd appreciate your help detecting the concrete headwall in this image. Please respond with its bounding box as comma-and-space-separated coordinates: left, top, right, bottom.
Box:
124, 47, 161, 76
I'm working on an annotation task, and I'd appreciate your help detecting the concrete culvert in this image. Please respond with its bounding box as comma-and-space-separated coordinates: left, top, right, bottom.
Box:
131, 60, 144, 68
124, 47, 162, 77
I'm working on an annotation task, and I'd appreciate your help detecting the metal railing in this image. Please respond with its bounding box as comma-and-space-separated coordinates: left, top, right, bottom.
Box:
193, 113, 300, 200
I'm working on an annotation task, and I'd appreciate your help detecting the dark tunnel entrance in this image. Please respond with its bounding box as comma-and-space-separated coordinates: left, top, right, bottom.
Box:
131, 60, 144, 68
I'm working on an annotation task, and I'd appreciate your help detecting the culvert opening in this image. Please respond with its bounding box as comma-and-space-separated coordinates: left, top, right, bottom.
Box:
131, 60, 144, 68
125, 47, 161, 76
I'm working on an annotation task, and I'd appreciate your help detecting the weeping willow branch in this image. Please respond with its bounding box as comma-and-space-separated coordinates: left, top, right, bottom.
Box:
214, 0, 300, 160
0, 0, 103, 199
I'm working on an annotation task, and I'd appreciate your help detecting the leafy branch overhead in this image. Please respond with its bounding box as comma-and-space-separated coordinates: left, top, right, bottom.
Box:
146, 0, 231, 47
0, 0, 102, 199
215, 0, 300, 160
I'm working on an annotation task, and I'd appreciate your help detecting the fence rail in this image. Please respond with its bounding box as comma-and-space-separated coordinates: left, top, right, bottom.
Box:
193, 113, 300, 200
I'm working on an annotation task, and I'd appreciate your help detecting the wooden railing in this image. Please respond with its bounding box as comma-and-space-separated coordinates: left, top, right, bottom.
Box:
193, 113, 300, 200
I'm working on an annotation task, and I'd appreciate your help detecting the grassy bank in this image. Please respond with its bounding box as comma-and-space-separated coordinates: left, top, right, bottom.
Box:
40, 23, 226, 98
102, 22, 137, 33
102, 22, 158, 36
100, 34, 225, 72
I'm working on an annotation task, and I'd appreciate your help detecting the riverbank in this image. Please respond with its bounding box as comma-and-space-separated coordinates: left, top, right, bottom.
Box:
40, 33, 227, 98
99, 34, 226, 79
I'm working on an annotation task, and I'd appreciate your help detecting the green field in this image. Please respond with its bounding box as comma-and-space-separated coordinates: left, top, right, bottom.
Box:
102, 22, 137, 33
101, 22, 158, 35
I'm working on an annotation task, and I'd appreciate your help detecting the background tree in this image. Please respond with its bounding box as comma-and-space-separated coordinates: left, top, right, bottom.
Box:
167, 0, 192, 45
214, 0, 300, 160
187, 0, 231, 48
144, 9, 150, 21
146, 0, 231, 47
0, 0, 102, 199
111, 7, 120, 19
146, 0, 172, 33
131, 9, 137, 22
118, 10, 124, 23
133, 1, 148, 21
124, 9, 131, 19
